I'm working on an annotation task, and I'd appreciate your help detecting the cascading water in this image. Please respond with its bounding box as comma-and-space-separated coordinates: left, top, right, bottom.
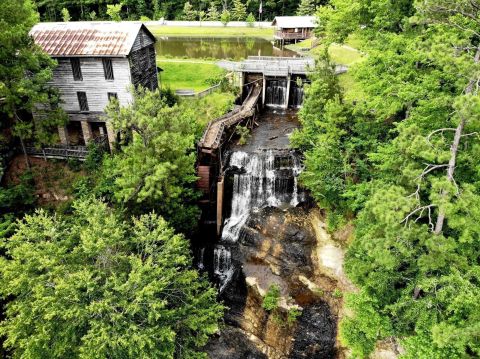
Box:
265, 79, 287, 108
289, 85, 305, 108
214, 245, 233, 292
214, 149, 304, 291
197, 247, 205, 270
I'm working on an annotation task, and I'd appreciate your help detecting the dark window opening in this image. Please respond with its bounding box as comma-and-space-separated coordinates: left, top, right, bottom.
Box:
108, 92, 118, 101
77, 91, 89, 112
71, 58, 82, 81
102, 58, 114, 80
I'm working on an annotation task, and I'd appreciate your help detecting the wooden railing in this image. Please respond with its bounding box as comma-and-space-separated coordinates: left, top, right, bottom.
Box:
275, 31, 309, 40
175, 83, 222, 98
26, 145, 89, 160
25, 135, 109, 160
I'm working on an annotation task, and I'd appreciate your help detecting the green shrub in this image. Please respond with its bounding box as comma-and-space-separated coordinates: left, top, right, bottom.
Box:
287, 306, 302, 324
246, 13, 255, 27
220, 10, 230, 26
262, 284, 281, 311
236, 125, 250, 145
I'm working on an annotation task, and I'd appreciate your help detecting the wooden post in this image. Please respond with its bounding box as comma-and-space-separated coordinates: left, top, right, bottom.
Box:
105, 121, 116, 152
80, 121, 93, 144
58, 125, 69, 145
285, 74, 291, 109
262, 75, 266, 106
217, 176, 224, 236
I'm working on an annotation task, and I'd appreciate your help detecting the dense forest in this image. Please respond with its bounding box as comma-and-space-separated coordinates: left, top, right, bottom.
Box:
293, 0, 480, 357
1, 0, 479, 358
33, 0, 324, 22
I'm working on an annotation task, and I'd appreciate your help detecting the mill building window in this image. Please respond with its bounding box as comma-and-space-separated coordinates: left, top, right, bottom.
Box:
77, 91, 89, 112
102, 58, 114, 80
71, 58, 83, 81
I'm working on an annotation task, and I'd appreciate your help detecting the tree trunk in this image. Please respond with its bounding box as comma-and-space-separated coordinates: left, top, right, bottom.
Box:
434, 46, 480, 234
19, 136, 31, 171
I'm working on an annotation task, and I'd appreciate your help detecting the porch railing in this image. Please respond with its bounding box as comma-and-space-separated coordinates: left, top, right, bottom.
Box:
275, 31, 309, 40
25, 135, 109, 161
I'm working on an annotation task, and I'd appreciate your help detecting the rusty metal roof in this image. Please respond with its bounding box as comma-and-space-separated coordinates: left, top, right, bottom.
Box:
30, 22, 154, 57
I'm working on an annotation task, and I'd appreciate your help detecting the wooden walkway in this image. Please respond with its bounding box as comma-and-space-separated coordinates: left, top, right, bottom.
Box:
198, 84, 262, 151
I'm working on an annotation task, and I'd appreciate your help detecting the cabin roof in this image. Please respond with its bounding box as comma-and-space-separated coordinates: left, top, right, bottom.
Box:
271, 16, 316, 29
30, 21, 156, 57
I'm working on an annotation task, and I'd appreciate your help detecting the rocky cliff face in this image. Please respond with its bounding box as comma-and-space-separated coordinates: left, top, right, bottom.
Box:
206, 171, 352, 357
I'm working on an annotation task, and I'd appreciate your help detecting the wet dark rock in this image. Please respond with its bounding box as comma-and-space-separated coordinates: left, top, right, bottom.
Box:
290, 302, 337, 359
204, 327, 268, 359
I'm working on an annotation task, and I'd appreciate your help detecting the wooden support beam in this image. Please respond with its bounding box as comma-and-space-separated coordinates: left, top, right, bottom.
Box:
285, 74, 291, 109
217, 176, 224, 236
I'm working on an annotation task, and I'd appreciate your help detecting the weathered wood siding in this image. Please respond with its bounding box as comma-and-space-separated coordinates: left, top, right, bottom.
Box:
50, 57, 133, 117
129, 44, 158, 91
131, 27, 155, 52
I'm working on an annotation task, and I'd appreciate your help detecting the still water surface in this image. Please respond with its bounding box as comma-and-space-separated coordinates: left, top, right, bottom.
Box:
155, 36, 298, 60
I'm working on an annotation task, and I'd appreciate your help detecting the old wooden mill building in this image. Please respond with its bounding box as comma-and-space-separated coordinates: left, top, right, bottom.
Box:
29, 21, 159, 157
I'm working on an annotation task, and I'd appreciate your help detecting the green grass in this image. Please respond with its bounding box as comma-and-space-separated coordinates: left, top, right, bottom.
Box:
158, 61, 225, 92
328, 44, 363, 66
147, 25, 274, 39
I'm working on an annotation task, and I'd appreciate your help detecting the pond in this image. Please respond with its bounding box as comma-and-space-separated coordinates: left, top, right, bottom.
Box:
155, 36, 298, 60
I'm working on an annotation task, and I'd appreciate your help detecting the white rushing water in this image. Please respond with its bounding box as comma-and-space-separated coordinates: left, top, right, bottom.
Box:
214, 150, 303, 291
221, 150, 304, 243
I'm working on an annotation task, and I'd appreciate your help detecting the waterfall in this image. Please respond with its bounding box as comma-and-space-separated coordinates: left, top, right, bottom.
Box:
214, 245, 233, 292
214, 150, 303, 291
221, 150, 303, 243
197, 247, 205, 270
290, 86, 305, 108
265, 79, 287, 108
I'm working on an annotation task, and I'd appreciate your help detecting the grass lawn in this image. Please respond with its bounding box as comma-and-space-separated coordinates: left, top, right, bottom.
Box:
158, 61, 225, 92
148, 25, 273, 39
328, 44, 363, 66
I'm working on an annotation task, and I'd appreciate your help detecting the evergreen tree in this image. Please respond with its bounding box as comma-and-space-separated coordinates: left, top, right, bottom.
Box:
297, 0, 480, 357
296, 0, 316, 16
105, 88, 200, 233
0, 198, 224, 358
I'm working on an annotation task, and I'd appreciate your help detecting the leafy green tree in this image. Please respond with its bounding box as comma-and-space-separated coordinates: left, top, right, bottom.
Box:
206, 2, 220, 20
105, 87, 200, 233
106, 4, 122, 21
182, 1, 197, 20
246, 12, 255, 26
296, 0, 316, 16
0, 198, 224, 358
61, 7, 70, 21
0, 0, 66, 167
231, 0, 247, 21
220, 9, 230, 25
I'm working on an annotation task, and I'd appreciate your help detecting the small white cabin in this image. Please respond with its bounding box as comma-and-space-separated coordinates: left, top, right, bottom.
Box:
272, 16, 316, 43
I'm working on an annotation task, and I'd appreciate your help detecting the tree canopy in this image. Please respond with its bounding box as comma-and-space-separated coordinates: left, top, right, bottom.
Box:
294, 0, 480, 357
0, 198, 223, 358
0, 0, 66, 154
